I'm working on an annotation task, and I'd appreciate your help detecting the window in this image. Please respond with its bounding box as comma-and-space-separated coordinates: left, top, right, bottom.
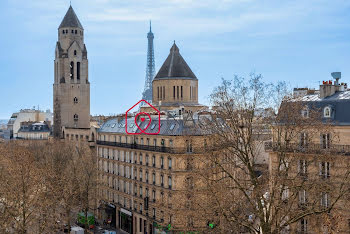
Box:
73, 97, 78, 104
151, 123, 156, 130
140, 154, 143, 165
146, 171, 149, 183
181, 86, 183, 98
163, 86, 165, 99
282, 186, 289, 200
298, 160, 307, 177
169, 140, 173, 147
173, 86, 175, 99
74, 50, 77, 56
74, 114, 78, 121
70, 61, 74, 79
160, 156, 164, 169
168, 158, 172, 170
139, 169, 143, 181
299, 189, 307, 205
321, 133, 330, 149
147, 138, 150, 146
152, 190, 156, 202
152, 172, 156, 185
140, 186, 143, 197
324, 107, 331, 118
71, 30, 74, 33
300, 132, 308, 147
140, 204, 143, 214
186, 140, 193, 153
301, 108, 309, 118
75, 29, 77, 34
168, 176, 172, 189
146, 155, 149, 166
152, 155, 155, 167
170, 124, 175, 130
153, 139, 157, 146
146, 187, 149, 197
77, 62, 80, 80
62, 30, 65, 34
300, 218, 308, 233
319, 162, 330, 179
321, 192, 330, 208
161, 174, 164, 187
157, 87, 159, 99
153, 208, 156, 218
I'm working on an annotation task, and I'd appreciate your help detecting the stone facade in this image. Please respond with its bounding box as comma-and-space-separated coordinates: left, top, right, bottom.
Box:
97, 120, 208, 233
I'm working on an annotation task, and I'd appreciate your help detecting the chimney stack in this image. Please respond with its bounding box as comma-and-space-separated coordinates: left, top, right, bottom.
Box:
320, 72, 344, 98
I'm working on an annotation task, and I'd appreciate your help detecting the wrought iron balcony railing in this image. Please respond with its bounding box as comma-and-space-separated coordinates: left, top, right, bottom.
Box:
265, 141, 350, 155
96, 140, 196, 154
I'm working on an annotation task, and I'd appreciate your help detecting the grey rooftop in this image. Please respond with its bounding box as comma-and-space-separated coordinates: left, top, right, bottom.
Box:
59, 6, 83, 29
154, 43, 197, 80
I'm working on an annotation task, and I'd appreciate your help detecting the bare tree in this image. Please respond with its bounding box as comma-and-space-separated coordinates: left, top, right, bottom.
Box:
0, 140, 98, 233
196, 74, 350, 233
0, 142, 46, 233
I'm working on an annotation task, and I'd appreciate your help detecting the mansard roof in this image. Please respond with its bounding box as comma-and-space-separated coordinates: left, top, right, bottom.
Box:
154, 42, 197, 80
59, 6, 83, 29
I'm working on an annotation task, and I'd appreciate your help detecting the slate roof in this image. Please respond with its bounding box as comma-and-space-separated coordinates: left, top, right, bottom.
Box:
154, 42, 197, 80
18, 122, 51, 133
59, 6, 83, 29
292, 90, 350, 125
98, 117, 208, 136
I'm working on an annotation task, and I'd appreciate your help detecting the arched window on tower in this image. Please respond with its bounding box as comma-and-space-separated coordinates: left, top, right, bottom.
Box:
73, 97, 78, 104
70, 62, 74, 79
75, 30, 77, 34
62, 30, 65, 34
74, 114, 78, 121
65, 29, 68, 33
77, 62, 80, 80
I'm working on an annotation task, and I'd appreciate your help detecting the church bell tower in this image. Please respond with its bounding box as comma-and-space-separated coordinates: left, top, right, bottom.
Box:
53, 6, 90, 138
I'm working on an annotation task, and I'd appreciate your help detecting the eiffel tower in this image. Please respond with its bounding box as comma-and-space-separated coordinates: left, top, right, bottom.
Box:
141, 21, 155, 105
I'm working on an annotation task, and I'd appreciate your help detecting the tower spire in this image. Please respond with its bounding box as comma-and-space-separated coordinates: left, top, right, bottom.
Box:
142, 22, 155, 105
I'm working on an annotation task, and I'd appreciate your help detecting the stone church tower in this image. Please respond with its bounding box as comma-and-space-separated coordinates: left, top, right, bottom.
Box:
53, 6, 90, 138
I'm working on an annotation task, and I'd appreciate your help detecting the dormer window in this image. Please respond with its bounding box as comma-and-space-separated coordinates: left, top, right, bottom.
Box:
324, 107, 331, 118
301, 108, 309, 118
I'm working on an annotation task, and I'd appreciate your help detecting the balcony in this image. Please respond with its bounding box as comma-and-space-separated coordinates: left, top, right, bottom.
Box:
96, 140, 196, 154
265, 142, 350, 155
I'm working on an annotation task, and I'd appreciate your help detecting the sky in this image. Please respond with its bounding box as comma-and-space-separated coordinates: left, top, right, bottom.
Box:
0, 0, 350, 119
